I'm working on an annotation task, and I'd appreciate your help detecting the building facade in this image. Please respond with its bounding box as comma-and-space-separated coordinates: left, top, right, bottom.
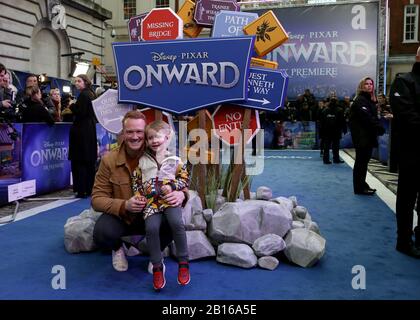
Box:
0, 0, 111, 83
388, 0, 420, 91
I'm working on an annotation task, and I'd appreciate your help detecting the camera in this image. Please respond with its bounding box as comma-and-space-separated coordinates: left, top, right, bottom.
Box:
111, 28, 116, 38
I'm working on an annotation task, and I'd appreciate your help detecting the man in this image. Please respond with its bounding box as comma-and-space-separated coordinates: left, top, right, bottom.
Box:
389, 46, 420, 258
320, 92, 346, 164
92, 110, 188, 271
0, 63, 12, 109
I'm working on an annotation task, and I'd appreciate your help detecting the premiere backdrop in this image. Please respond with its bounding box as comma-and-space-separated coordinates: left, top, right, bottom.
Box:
248, 2, 378, 100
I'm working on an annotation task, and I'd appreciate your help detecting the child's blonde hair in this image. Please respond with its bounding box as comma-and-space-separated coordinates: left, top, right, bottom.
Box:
145, 120, 171, 136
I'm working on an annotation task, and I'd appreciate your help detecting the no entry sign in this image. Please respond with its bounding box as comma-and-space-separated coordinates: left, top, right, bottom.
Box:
212, 105, 260, 145
141, 8, 183, 41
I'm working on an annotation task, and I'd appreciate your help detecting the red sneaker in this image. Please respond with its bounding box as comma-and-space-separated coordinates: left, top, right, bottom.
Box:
177, 262, 190, 286
152, 263, 166, 290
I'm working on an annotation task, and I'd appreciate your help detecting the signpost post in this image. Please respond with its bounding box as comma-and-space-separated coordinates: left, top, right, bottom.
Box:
212, 105, 260, 202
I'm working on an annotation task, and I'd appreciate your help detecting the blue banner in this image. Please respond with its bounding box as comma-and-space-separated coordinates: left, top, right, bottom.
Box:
113, 36, 255, 114
21, 124, 71, 195
247, 3, 378, 100
235, 67, 288, 111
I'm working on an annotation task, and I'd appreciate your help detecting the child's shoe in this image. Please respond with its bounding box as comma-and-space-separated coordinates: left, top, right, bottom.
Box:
152, 263, 166, 290
177, 262, 190, 286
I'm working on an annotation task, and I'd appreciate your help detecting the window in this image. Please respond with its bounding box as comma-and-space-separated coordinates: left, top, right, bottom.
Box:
156, 0, 169, 8
404, 5, 419, 43
123, 0, 136, 20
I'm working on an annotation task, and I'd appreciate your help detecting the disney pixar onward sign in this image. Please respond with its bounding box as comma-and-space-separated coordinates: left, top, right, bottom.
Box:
113, 36, 255, 114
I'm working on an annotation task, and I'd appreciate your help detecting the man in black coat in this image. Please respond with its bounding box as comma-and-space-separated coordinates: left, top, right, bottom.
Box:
320, 93, 346, 164
389, 46, 420, 258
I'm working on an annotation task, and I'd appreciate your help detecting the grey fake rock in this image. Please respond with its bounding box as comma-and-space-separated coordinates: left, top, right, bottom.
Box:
288, 196, 298, 208
191, 212, 207, 231
170, 231, 215, 260
185, 223, 196, 231
208, 200, 292, 245
256, 186, 273, 200
252, 234, 286, 257
202, 209, 213, 223
270, 197, 294, 212
293, 206, 308, 219
250, 192, 257, 200
284, 228, 326, 268
217, 243, 257, 268
64, 208, 102, 253
258, 256, 279, 270
182, 190, 203, 225
214, 195, 227, 212
79, 208, 103, 220
305, 221, 321, 235
292, 221, 305, 229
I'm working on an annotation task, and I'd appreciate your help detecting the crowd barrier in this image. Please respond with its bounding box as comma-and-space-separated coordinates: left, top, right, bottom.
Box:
0, 119, 392, 206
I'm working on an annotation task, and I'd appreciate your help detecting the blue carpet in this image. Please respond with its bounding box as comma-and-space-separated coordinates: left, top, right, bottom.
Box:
1, 150, 419, 300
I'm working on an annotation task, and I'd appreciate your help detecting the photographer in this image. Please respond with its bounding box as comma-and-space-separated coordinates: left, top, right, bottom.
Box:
21, 85, 54, 125
0, 63, 12, 109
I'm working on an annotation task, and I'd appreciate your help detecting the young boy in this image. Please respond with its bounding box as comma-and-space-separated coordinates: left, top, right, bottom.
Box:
131, 120, 190, 290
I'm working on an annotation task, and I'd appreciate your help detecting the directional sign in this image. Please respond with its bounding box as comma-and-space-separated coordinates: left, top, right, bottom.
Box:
128, 13, 148, 42
212, 104, 260, 145
92, 89, 134, 134
141, 8, 183, 41
243, 10, 289, 57
113, 36, 255, 115
194, 0, 240, 27
250, 57, 278, 70
234, 67, 289, 111
178, 0, 203, 38
212, 10, 258, 38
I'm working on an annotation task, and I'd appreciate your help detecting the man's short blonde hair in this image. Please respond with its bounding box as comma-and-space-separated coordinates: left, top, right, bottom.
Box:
122, 109, 146, 129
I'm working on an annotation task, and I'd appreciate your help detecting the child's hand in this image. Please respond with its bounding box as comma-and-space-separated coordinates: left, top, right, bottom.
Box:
160, 185, 172, 195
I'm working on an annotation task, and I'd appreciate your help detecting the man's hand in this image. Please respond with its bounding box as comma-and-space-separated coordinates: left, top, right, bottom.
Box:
1, 100, 11, 108
163, 190, 185, 207
125, 195, 147, 212
160, 185, 172, 196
